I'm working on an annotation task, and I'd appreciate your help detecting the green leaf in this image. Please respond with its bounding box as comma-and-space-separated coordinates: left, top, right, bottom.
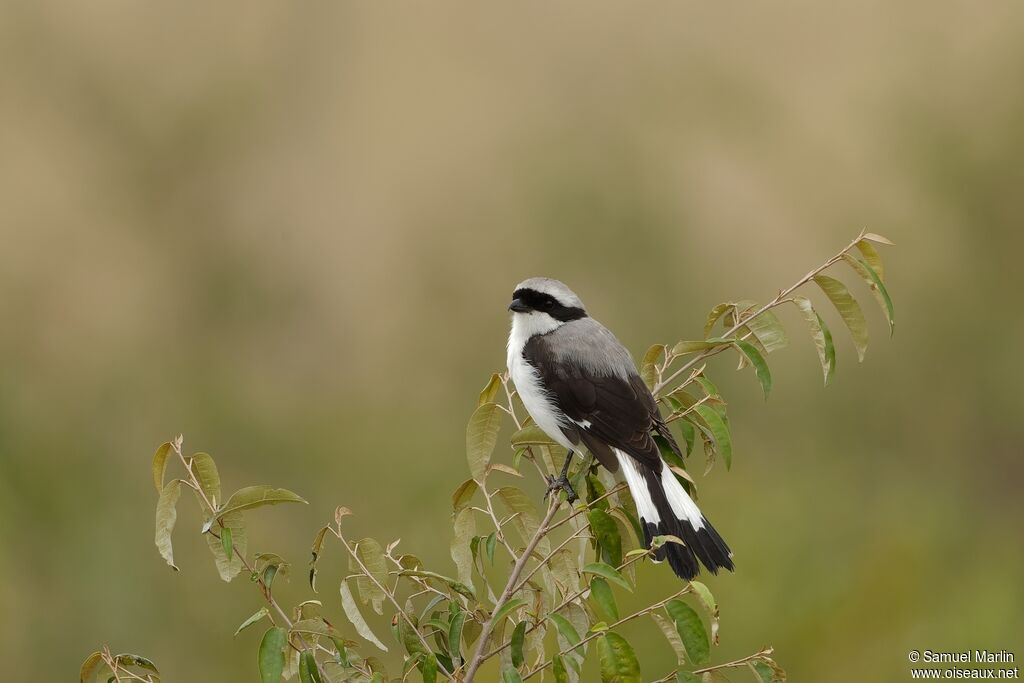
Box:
552, 655, 570, 683
703, 303, 731, 338
502, 669, 524, 683
842, 253, 895, 335
589, 577, 619, 621
547, 613, 581, 647
491, 598, 528, 625
791, 297, 836, 385
339, 580, 388, 652
582, 562, 632, 592
450, 507, 476, 588
676, 672, 702, 683
588, 508, 623, 567
733, 339, 772, 400
510, 620, 527, 668
191, 452, 221, 505
751, 661, 774, 683
299, 651, 322, 683
665, 600, 709, 666
742, 307, 788, 353
351, 538, 388, 615
422, 653, 439, 683
221, 526, 233, 561
448, 609, 466, 662
258, 627, 287, 683
692, 404, 732, 470
206, 512, 247, 581
479, 373, 503, 406
596, 632, 642, 683
451, 479, 479, 512
509, 424, 558, 447
813, 274, 868, 362
397, 569, 475, 601
640, 344, 666, 389
80, 652, 103, 683
219, 486, 307, 517
155, 479, 181, 571
309, 525, 330, 592
651, 612, 686, 665
496, 487, 546, 551
856, 239, 886, 281
151, 442, 172, 494
485, 531, 498, 564
235, 606, 270, 636
689, 581, 718, 618
467, 402, 502, 481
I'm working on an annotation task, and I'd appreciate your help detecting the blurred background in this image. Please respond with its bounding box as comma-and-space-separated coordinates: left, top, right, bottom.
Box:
2, 2, 1022, 681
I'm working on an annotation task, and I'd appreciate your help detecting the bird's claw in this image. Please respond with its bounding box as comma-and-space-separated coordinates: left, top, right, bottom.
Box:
544, 474, 578, 504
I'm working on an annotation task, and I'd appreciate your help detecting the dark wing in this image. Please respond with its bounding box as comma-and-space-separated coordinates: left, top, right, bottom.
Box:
523, 335, 679, 472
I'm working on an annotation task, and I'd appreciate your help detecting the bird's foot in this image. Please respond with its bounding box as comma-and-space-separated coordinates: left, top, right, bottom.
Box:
544, 473, 578, 504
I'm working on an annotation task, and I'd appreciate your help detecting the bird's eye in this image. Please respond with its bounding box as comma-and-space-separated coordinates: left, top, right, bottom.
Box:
543, 299, 554, 309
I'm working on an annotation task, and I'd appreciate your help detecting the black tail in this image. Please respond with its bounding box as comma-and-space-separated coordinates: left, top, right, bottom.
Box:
634, 461, 735, 580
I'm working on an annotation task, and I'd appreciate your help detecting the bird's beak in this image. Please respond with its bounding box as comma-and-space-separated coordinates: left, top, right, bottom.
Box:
508, 298, 530, 313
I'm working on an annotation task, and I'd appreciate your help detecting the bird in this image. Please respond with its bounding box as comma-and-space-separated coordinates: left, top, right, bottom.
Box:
506, 277, 734, 580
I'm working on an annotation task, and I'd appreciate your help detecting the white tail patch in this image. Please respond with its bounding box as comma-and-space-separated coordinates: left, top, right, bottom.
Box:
615, 449, 659, 523
659, 460, 705, 529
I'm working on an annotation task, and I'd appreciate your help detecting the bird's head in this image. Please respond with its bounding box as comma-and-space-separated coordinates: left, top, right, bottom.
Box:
508, 278, 588, 336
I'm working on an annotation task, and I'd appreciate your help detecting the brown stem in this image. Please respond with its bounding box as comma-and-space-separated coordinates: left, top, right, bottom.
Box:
653, 230, 867, 395
463, 497, 561, 683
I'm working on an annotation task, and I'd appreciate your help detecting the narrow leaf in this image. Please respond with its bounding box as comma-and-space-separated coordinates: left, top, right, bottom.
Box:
582, 562, 632, 592
258, 627, 287, 683
860, 231, 894, 245
666, 600, 709, 666
221, 526, 233, 561
703, 303, 731, 338
640, 344, 666, 389
450, 507, 476, 588
553, 655, 570, 683
338, 581, 388, 651
791, 297, 835, 385
596, 631, 642, 682
352, 538, 388, 614
813, 274, 868, 362
235, 607, 270, 636
510, 620, 527, 668
299, 651, 322, 683
479, 373, 503, 406
733, 339, 772, 399
856, 239, 885, 281
842, 254, 895, 335
491, 598, 528, 625
154, 479, 181, 570
509, 423, 558, 447
547, 613, 581, 647
588, 508, 623, 567
206, 512, 247, 581
451, 479, 479, 512
448, 609, 466, 662
191, 452, 221, 504
692, 404, 732, 470
676, 673, 702, 683
741, 307, 788, 353
589, 577, 619, 621
422, 653, 439, 683
651, 612, 686, 665
151, 442, 171, 493
467, 402, 502, 481
502, 669, 524, 683
219, 486, 307, 517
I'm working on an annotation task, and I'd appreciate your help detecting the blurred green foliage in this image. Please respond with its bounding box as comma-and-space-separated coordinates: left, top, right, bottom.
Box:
2, 2, 1022, 681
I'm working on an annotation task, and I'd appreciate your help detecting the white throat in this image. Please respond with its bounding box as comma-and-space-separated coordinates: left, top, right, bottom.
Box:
506, 312, 562, 366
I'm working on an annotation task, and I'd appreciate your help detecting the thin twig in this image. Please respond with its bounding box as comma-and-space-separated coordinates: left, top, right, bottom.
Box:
462, 497, 561, 683
653, 230, 867, 395
523, 586, 693, 679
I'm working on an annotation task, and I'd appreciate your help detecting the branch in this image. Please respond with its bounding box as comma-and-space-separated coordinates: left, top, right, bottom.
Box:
170, 438, 334, 683
335, 529, 456, 681
462, 496, 561, 683
523, 586, 693, 680
653, 230, 869, 395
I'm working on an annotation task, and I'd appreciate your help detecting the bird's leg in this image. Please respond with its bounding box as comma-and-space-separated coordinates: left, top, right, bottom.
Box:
545, 450, 578, 503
